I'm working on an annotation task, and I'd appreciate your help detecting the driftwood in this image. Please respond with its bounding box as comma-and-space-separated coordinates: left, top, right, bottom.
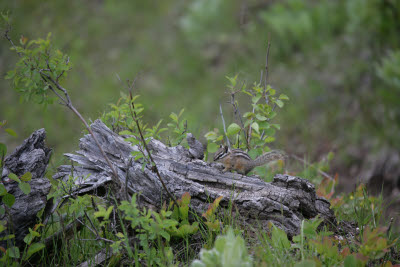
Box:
0, 129, 52, 247
54, 120, 336, 237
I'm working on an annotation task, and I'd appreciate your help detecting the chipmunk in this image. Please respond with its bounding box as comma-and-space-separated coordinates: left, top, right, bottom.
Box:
213, 145, 287, 175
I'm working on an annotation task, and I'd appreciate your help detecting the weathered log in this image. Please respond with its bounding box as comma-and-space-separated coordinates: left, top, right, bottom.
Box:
0, 129, 52, 247
54, 120, 336, 237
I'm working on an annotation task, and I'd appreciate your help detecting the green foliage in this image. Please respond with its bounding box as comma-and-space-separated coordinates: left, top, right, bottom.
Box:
202, 196, 223, 233
205, 75, 288, 177
331, 184, 384, 231
167, 108, 187, 147
357, 226, 395, 261
102, 94, 187, 155
117, 193, 199, 265
191, 228, 253, 267
5, 32, 70, 106
2, 2, 400, 265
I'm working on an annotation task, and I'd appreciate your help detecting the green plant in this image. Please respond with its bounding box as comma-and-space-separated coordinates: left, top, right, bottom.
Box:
191, 227, 253, 267
167, 108, 187, 147
116, 193, 200, 265
205, 74, 289, 178
3, 17, 122, 190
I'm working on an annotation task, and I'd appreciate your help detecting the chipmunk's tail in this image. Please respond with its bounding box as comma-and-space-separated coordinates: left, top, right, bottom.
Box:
252, 150, 287, 167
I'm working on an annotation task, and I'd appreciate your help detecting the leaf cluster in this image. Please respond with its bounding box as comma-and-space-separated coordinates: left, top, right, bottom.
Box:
5, 33, 71, 106
205, 75, 289, 175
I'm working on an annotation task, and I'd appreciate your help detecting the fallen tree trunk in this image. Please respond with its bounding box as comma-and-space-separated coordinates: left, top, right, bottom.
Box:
54, 120, 336, 237
0, 129, 52, 248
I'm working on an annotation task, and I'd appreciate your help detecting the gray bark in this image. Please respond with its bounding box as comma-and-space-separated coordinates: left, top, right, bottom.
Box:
1, 129, 52, 247
54, 120, 336, 238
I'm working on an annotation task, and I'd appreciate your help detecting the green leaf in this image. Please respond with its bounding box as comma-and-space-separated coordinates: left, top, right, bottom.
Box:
251, 122, 260, 134
204, 131, 218, 141
7, 246, 20, 259
267, 86, 276, 95
226, 75, 237, 87
159, 230, 171, 241
24, 243, 45, 260
271, 124, 280, 130
5, 70, 16, 80
169, 112, 178, 123
173, 222, 199, 238
252, 94, 262, 103
3, 193, 16, 207
271, 224, 291, 249
116, 232, 124, 238
94, 205, 114, 220
227, 123, 241, 136
344, 255, 358, 267
279, 94, 289, 100
294, 260, 317, 267
0, 206, 5, 215
264, 127, 276, 136
5, 128, 17, 137
0, 184, 7, 196
0, 234, 15, 241
255, 114, 268, 121
8, 173, 21, 183
263, 136, 275, 143
1, 11, 10, 22
243, 112, 255, 119
21, 172, 32, 182
0, 143, 7, 158
207, 142, 219, 153
178, 108, 185, 117
119, 130, 133, 136
275, 99, 284, 108
19, 182, 31, 195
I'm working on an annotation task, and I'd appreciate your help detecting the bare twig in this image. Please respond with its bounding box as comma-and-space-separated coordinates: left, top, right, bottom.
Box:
247, 39, 272, 147
125, 76, 179, 207
263, 39, 271, 93
76, 218, 114, 244
291, 154, 334, 180
219, 103, 231, 148
228, 88, 250, 150
77, 249, 113, 267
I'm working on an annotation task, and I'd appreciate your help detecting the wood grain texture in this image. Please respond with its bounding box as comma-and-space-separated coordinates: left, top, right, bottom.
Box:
54, 120, 336, 237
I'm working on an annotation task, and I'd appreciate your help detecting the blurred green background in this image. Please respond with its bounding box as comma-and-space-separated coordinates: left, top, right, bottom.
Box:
1, 0, 399, 190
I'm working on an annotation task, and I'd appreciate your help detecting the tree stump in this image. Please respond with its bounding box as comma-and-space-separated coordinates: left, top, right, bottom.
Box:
1, 129, 52, 247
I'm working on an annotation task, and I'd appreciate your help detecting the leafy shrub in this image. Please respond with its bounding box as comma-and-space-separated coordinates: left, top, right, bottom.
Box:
191, 228, 253, 267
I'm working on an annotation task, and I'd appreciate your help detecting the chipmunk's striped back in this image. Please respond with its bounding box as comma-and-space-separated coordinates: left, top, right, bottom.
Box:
213, 146, 287, 175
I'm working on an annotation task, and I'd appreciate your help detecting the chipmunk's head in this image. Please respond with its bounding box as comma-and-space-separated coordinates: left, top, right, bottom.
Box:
213, 145, 229, 161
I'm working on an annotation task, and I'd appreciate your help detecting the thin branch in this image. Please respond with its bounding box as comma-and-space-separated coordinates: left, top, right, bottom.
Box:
125, 76, 179, 207
5, 28, 123, 194
56, 57, 70, 82
248, 38, 271, 147
291, 154, 334, 180
228, 88, 250, 150
219, 103, 230, 148
264, 39, 271, 92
